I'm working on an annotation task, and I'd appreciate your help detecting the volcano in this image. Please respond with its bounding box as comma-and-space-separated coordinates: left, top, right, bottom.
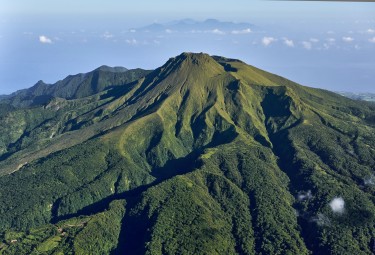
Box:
0, 52, 374, 254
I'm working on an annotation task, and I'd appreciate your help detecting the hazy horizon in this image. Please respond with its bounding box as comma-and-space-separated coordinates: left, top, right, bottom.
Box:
1, 0, 374, 94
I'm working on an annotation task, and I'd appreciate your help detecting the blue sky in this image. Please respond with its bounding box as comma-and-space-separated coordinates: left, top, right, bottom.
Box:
0, 0, 374, 94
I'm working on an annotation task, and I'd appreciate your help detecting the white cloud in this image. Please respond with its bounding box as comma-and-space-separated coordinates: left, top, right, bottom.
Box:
342, 36, 354, 42
165, 29, 173, 34
129, 29, 136, 33
191, 29, 226, 35
101, 32, 114, 39
298, 190, 312, 201
231, 28, 252, 34
369, 37, 375, 43
282, 37, 294, 47
327, 38, 336, 44
310, 38, 319, 43
210, 29, 225, 35
366, 29, 375, 34
125, 39, 138, 45
39, 35, 52, 44
355, 44, 360, 50
329, 197, 345, 214
302, 41, 312, 50
262, 37, 276, 46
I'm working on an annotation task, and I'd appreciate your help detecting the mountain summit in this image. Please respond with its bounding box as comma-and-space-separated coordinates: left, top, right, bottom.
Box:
0, 53, 375, 254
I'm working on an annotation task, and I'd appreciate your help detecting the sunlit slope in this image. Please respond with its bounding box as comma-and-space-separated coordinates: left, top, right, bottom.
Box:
0, 53, 375, 254
0, 66, 151, 174
5, 66, 151, 106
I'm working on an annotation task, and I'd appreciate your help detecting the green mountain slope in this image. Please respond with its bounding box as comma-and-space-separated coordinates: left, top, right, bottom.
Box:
0, 66, 151, 169
0, 53, 375, 255
2, 66, 151, 107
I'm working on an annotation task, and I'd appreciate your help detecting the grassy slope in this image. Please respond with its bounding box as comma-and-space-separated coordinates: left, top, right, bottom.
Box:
0, 53, 375, 254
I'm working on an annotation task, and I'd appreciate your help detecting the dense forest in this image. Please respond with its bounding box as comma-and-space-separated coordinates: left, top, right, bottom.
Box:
0, 53, 375, 254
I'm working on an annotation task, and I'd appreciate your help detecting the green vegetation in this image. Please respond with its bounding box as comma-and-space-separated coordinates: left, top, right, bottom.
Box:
0, 52, 375, 254
3, 67, 151, 107
0, 200, 126, 254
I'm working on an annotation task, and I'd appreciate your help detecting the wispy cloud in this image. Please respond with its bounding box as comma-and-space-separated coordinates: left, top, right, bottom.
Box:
282, 37, 294, 47
188, 29, 226, 35
101, 32, 114, 39
312, 213, 331, 226
125, 39, 138, 45
329, 197, 345, 214
231, 28, 252, 34
302, 41, 312, 50
366, 28, 375, 34
262, 37, 276, 46
129, 29, 136, 33
342, 36, 354, 42
322, 38, 336, 50
210, 28, 225, 35
369, 37, 375, 43
310, 38, 319, 43
165, 29, 173, 34
39, 35, 52, 44
298, 190, 312, 201
323, 43, 331, 50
